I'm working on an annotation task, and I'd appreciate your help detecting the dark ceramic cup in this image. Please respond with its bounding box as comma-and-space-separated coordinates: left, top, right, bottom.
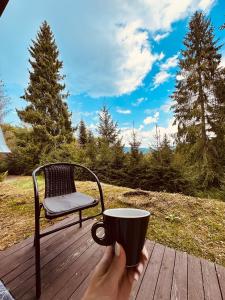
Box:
91, 208, 150, 267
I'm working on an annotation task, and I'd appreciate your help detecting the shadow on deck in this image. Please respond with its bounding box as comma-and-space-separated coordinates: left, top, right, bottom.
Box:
0, 216, 225, 300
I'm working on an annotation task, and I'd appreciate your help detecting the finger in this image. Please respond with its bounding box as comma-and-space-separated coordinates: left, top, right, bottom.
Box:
142, 245, 149, 261
94, 246, 114, 276
127, 268, 136, 284
107, 242, 126, 282
136, 262, 144, 275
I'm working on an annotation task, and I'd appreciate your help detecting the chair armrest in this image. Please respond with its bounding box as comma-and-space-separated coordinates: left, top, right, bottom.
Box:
73, 163, 105, 211
32, 166, 43, 212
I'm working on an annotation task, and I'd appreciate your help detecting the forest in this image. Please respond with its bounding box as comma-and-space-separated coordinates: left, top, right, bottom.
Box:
0, 12, 225, 200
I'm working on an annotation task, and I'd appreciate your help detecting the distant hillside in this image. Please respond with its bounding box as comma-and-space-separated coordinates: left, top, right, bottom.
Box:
124, 146, 149, 154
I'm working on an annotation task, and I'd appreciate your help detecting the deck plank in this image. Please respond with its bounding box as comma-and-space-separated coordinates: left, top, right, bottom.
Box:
153, 246, 176, 300
42, 242, 100, 299
54, 243, 104, 299
1, 216, 225, 300
136, 243, 165, 300
216, 264, 225, 299
0, 216, 75, 278
0, 216, 73, 258
130, 240, 155, 299
187, 255, 204, 300
3, 217, 90, 285
12, 224, 95, 299
201, 258, 222, 300
69, 272, 91, 300
6, 220, 93, 293
171, 250, 187, 300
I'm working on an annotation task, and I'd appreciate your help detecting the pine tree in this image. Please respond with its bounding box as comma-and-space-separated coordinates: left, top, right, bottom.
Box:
97, 106, 120, 145
129, 128, 141, 162
172, 11, 222, 145
159, 134, 173, 165
211, 68, 225, 166
78, 120, 88, 146
17, 21, 73, 154
171, 11, 223, 187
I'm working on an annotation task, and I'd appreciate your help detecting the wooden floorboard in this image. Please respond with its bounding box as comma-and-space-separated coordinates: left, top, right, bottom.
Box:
135, 243, 165, 300
171, 250, 188, 300
0, 217, 75, 279
187, 255, 204, 300
8, 221, 93, 295
130, 240, 155, 299
15, 223, 94, 299
216, 264, 225, 299
3, 217, 85, 285
1, 216, 225, 300
153, 246, 176, 300
201, 258, 223, 300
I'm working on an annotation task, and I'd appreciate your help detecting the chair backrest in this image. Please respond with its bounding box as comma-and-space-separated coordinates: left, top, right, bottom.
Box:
44, 164, 76, 198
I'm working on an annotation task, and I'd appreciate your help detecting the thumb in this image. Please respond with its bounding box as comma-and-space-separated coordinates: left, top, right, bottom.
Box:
107, 242, 126, 282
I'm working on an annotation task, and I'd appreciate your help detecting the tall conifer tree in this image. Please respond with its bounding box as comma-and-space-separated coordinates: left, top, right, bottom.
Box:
172, 11, 223, 187
17, 21, 73, 153
172, 11, 221, 146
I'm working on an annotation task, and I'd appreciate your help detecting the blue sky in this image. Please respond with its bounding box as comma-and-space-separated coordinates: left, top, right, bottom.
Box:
0, 0, 225, 146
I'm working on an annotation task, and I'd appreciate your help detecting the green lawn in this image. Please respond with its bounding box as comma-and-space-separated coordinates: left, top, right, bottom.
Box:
0, 176, 225, 267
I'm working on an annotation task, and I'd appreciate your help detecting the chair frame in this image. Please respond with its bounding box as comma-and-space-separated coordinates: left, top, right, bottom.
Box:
32, 162, 105, 298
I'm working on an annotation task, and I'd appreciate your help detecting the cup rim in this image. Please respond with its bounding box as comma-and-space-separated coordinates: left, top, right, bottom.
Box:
103, 208, 150, 218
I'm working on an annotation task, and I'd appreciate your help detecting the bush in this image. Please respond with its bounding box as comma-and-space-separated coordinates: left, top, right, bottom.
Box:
0, 171, 8, 182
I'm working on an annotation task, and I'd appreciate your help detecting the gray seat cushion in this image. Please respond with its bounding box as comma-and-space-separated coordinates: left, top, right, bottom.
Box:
0, 280, 14, 300
43, 192, 95, 214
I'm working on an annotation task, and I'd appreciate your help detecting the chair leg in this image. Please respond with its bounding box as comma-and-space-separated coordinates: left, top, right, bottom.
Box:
79, 210, 82, 228
35, 235, 41, 298
35, 210, 41, 298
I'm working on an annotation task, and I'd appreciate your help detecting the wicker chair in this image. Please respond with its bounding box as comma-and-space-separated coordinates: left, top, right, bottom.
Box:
32, 163, 105, 298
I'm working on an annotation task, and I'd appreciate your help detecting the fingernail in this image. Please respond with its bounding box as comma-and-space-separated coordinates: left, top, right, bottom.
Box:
137, 263, 144, 274
134, 272, 140, 281
115, 242, 120, 257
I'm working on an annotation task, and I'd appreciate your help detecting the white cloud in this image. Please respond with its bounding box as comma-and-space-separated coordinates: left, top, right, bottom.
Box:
161, 54, 179, 70
160, 100, 172, 113
220, 53, 225, 68
176, 74, 184, 81
198, 0, 215, 11
80, 111, 96, 117
116, 108, 131, 114
152, 53, 179, 89
152, 71, 171, 89
49, 0, 215, 98
154, 52, 165, 61
132, 97, 147, 107
143, 112, 159, 125
153, 32, 170, 42
120, 117, 177, 147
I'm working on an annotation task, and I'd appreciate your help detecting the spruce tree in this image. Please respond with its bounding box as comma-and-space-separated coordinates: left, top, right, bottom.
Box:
78, 120, 88, 146
129, 128, 141, 162
17, 21, 73, 154
172, 11, 223, 187
97, 106, 120, 145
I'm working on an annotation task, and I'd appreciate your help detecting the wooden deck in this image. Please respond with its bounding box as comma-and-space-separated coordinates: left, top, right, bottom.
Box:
0, 216, 225, 300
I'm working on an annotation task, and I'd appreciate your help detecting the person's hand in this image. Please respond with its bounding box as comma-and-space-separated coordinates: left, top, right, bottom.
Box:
81, 243, 149, 300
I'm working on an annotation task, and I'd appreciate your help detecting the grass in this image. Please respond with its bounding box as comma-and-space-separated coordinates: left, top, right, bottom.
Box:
0, 176, 225, 267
